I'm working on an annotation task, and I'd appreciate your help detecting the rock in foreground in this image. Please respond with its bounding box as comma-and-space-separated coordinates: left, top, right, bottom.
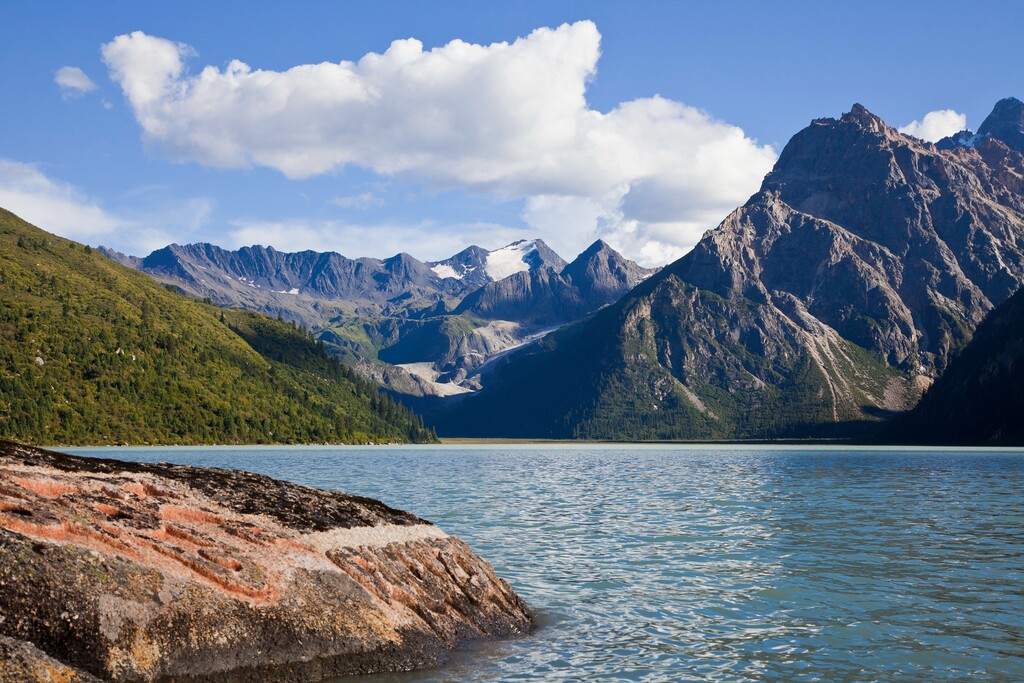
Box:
0, 442, 531, 681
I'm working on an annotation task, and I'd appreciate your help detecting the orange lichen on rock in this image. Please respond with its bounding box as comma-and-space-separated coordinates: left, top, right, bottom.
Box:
159, 504, 224, 526
92, 502, 122, 517
12, 476, 76, 499
0, 442, 532, 682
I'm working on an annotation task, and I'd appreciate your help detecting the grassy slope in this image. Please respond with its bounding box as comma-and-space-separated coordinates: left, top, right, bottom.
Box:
0, 208, 435, 445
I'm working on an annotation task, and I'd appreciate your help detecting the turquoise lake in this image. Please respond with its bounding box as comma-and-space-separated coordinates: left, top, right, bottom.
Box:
66, 445, 1024, 682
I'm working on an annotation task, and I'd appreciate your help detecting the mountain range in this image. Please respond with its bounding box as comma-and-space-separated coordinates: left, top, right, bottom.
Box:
91, 97, 1024, 445
425, 98, 1024, 440
103, 237, 656, 396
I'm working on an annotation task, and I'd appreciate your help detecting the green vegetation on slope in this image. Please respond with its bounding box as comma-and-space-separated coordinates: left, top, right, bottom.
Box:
430, 275, 903, 441
0, 209, 436, 445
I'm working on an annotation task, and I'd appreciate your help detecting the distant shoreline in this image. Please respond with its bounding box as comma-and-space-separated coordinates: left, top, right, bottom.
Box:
38, 439, 1024, 450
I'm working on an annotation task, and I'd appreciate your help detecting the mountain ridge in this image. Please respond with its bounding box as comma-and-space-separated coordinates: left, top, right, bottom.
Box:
427, 98, 1024, 439
102, 235, 655, 398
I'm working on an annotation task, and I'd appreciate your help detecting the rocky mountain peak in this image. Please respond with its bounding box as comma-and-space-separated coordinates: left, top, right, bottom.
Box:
436, 102, 1024, 440
841, 103, 889, 134
483, 239, 566, 281
977, 96, 1024, 153
562, 239, 656, 302
575, 239, 613, 258
936, 96, 1024, 154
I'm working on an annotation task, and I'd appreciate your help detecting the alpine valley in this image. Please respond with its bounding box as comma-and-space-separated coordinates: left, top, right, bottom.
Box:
89, 97, 1024, 444
103, 237, 656, 397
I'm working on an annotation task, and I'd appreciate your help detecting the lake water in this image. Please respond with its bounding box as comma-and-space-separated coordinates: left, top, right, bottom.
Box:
65, 445, 1024, 682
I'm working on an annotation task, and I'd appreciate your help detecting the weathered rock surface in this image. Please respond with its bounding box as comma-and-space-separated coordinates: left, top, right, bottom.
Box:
938, 96, 1024, 155
0, 442, 531, 681
0, 635, 102, 682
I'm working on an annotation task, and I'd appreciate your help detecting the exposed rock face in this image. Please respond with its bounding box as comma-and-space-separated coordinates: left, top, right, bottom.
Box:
0, 443, 531, 681
976, 97, 1024, 154
432, 100, 1024, 440
885, 285, 1024, 445
684, 103, 1024, 374
0, 635, 102, 682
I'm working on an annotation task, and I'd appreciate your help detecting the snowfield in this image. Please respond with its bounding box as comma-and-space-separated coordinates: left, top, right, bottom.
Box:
430, 264, 461, 280
484, 240, 537, 280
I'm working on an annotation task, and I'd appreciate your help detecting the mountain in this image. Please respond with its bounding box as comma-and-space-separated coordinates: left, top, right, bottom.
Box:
429, 100, 1024, 439
375, 240, 654, 393
107, 236, 652, 398
427, 245, 492, 288
455, 240, 655, 325
429, 239, 567, 285
884, 285, 1024, 445
117, 238, 570, 326
937, 96, 1024, 154
0, 208, 435, 445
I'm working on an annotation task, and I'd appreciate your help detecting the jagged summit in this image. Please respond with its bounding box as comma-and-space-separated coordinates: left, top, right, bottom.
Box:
453, 239, 655, 326
937, 96, 1024, 153
841, 103, 889, 133
977, 96, 1024, 153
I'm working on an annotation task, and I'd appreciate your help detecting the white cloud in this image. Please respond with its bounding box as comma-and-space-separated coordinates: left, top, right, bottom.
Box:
228, 218, 525, 262
330, 192, 383, 209
898, 109, 967, 142
101, 23, 776, 266
54, 66, 98, 97
0, 159, 211, 255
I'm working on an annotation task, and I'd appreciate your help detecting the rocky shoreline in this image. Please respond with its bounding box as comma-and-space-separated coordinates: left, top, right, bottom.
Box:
0, 442, 532, 681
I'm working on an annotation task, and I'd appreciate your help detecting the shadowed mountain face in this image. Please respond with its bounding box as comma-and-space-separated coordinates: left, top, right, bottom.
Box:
884, 285, 1024, 445
430, 99, 1024, 440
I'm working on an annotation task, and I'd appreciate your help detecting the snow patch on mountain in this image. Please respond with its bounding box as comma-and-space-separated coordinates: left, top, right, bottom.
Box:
485, 240, 537, 281
430, 264, 461, 280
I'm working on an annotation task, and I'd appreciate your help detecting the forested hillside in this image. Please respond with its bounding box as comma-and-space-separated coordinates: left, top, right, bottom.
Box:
0, 208, 435, 445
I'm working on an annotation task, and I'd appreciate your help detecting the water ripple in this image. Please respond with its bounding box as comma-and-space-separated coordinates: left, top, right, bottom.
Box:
67, 445, 1024, 682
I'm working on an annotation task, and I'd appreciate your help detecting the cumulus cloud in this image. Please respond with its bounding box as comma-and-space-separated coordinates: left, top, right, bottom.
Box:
0, 159, 211, 255
54, 66, 98, 97
228, 218, 524, 262
101, 23, 776, 265
898, 109, 967, 142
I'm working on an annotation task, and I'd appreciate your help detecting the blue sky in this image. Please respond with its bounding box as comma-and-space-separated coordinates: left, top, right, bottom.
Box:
1, 0, 1021, 265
